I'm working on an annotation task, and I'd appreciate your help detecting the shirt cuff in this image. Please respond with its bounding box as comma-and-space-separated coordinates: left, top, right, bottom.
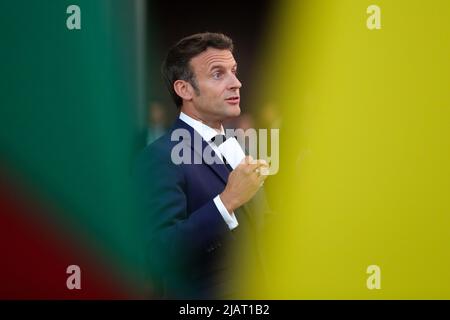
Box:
213, 195, 239, 230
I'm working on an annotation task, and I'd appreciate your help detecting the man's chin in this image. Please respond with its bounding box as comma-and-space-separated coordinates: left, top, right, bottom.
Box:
226, 105, 241, 118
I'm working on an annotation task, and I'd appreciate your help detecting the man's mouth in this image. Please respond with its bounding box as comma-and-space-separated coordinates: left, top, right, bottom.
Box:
225, 96, 240, 105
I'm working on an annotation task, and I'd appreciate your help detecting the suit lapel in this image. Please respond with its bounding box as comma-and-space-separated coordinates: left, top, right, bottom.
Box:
197, 138, 230, 184
172, 118, 230, 184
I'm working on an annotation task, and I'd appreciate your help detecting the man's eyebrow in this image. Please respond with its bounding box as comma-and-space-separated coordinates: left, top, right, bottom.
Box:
208, 64, 225, 71
208, 63, 238, 71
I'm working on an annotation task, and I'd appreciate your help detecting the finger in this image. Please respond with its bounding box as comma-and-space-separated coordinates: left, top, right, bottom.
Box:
246, 165, 262, 175
240, 163, 261, 175
243, 155, 254, 165
258, 174, 268, 181
252, 168, 269, 182
257, 159, 268, 167
247, 162, 267, 172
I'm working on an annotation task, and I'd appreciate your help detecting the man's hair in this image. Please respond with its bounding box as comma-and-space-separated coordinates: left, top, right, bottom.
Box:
161, 32, 234, 108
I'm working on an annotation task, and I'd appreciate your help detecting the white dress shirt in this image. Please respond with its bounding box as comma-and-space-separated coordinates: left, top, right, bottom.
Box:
179, 112, 239, 230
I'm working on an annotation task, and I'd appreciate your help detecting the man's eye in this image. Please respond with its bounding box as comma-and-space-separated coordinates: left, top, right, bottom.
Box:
212, 72, 222, 79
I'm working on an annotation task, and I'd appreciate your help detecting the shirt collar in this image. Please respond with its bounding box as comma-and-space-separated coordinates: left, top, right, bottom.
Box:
179, 112, 224, 142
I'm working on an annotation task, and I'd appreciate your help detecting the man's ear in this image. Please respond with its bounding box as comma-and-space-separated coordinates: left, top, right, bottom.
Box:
173, 80, 194, 102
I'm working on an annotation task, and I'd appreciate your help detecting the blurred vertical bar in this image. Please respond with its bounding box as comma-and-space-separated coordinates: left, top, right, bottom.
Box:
241, 0, 450, 299
0, 0, 151, 296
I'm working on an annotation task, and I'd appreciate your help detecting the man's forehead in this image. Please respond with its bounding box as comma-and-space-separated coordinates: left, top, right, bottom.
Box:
191, 48, 236, 70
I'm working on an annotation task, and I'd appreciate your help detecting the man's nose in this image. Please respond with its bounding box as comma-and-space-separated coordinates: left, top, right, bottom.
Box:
228, 73, 242, 90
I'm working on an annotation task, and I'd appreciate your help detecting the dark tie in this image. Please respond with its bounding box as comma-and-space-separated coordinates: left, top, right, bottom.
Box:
210, 134, 233, 171
210, 134, 226, 147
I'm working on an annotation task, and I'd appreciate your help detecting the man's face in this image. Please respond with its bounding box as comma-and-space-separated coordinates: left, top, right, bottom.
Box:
188, 48, 242, 122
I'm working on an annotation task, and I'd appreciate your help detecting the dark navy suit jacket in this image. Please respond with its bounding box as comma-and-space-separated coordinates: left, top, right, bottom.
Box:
136, 118, 269, 299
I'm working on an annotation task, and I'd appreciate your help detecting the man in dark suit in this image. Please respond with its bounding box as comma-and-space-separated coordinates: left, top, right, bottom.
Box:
136, 33, 270, 299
